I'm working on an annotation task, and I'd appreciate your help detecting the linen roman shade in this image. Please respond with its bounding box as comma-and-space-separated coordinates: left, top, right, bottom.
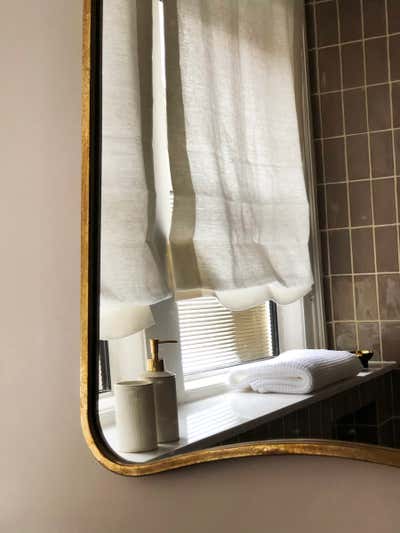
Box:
164, 0, 314, 310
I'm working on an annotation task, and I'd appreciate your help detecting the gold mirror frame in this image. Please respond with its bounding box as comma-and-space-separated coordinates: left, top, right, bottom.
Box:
80, 0, 400, 476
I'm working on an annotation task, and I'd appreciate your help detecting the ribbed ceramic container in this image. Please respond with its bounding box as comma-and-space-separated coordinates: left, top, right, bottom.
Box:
114, 380, 158, 453
142, 372, 180, 443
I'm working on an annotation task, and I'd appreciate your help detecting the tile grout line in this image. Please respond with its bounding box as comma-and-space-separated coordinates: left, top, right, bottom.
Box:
320, 222, 400, 232
328, 319, 400, 324
314, 126, 400, 142
318, 175, 398, 186
360, 0, 384, 362
325, 271, 400, 277
309, 29, 400, 51
313, 79, 400, 97
335, 0, 359, 350
313, 125, 400, 141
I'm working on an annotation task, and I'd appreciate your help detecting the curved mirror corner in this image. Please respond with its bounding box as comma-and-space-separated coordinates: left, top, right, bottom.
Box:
82, 0, 400, 475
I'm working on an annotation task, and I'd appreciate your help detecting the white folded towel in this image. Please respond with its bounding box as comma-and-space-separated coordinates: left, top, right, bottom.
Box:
228, 349, 360, 394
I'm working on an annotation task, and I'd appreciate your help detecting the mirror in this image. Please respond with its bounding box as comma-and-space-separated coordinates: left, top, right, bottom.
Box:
81, 0, 400, 475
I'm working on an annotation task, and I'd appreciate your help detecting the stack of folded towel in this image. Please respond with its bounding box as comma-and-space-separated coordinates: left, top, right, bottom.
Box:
228, 349, 360, 394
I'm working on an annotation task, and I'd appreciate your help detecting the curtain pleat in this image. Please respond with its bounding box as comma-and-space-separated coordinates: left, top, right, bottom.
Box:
100, 0, 170, 340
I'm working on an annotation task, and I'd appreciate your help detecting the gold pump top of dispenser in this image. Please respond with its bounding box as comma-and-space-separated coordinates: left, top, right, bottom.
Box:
147, 338, 178, 372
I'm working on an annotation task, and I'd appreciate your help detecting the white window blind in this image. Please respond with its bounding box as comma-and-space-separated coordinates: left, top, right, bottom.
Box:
177, 297, 275, 377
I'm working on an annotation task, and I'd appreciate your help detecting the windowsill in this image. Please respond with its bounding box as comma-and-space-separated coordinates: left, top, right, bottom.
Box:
185, 372, 230, 391
182, 356, 275, 402
99, 361, 397, 464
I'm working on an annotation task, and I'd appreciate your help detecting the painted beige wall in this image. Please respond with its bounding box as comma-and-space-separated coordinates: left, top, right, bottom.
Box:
2, 1, 400, 532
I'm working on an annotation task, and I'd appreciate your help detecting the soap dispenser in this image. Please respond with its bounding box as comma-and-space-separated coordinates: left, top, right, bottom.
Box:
142, 338, 180, 443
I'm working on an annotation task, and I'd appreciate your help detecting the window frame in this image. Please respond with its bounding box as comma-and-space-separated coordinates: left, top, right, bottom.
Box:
98, 340, 112, 394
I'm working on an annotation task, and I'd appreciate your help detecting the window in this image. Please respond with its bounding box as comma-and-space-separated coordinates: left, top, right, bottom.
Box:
97, 0, 326, 401
178, 297, 279, 380
98, 297, 280, 398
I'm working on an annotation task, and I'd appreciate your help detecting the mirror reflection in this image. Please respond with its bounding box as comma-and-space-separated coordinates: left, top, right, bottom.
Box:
96, 0, 400, 464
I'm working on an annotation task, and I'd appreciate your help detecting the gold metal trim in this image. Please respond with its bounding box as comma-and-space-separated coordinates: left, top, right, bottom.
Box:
80, 0, 400, 476
81, 0, 95, 472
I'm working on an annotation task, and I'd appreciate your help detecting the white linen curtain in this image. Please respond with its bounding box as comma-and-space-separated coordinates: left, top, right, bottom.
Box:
164, 0, 314, 310
100, 0, 170, 339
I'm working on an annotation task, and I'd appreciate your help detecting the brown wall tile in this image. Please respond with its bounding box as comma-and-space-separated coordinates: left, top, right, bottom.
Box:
314, 140, 324, 182
307, 1, 400, 363
378, 274, 400, 319
365, 38, 388, 85
326, 183, 349, 227
388, 0, 400, 34
367, 84, 391, 131
346, 134, 370, 180
317, 186, 327, 229
321, 92, 343, 137
394, 129, 400, 171
339, 0, 362, 42
342, 43, 364, 89
332, 276, 355, 320
309, 50, 318, 94
316, 1, 339, 47
355, 275, 378, 320
372, 178, 396, 224
306, 3, 316, 49
390, 35, 400, 81
391, 82, 400, 128
318, 47, 341, 92
349, 181, 372, 226
323, 137, 346, 182
382, 322, 400, 362
370, 131, 394, 177
320, 231, 330, 275
323, 277, 332, 321
358, 322, 381, 358
311, 95, 322, 138
327, 323, 335, 349
363, 0, 387, 38
343, 89, 367, 134
397, 181, 400, 219
335, 323, 357, 351
352, 227, 375, 273
329, 229, 352, 274
375, 226, 399, 272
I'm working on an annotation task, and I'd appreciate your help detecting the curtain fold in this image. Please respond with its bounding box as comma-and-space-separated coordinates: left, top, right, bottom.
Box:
100, 0, 170, 340
164, 0, 314, 310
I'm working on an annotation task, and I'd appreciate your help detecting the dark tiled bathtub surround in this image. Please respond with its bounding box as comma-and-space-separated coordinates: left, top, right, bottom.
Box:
307, 0, 400, 361
225, 369, 400, 449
